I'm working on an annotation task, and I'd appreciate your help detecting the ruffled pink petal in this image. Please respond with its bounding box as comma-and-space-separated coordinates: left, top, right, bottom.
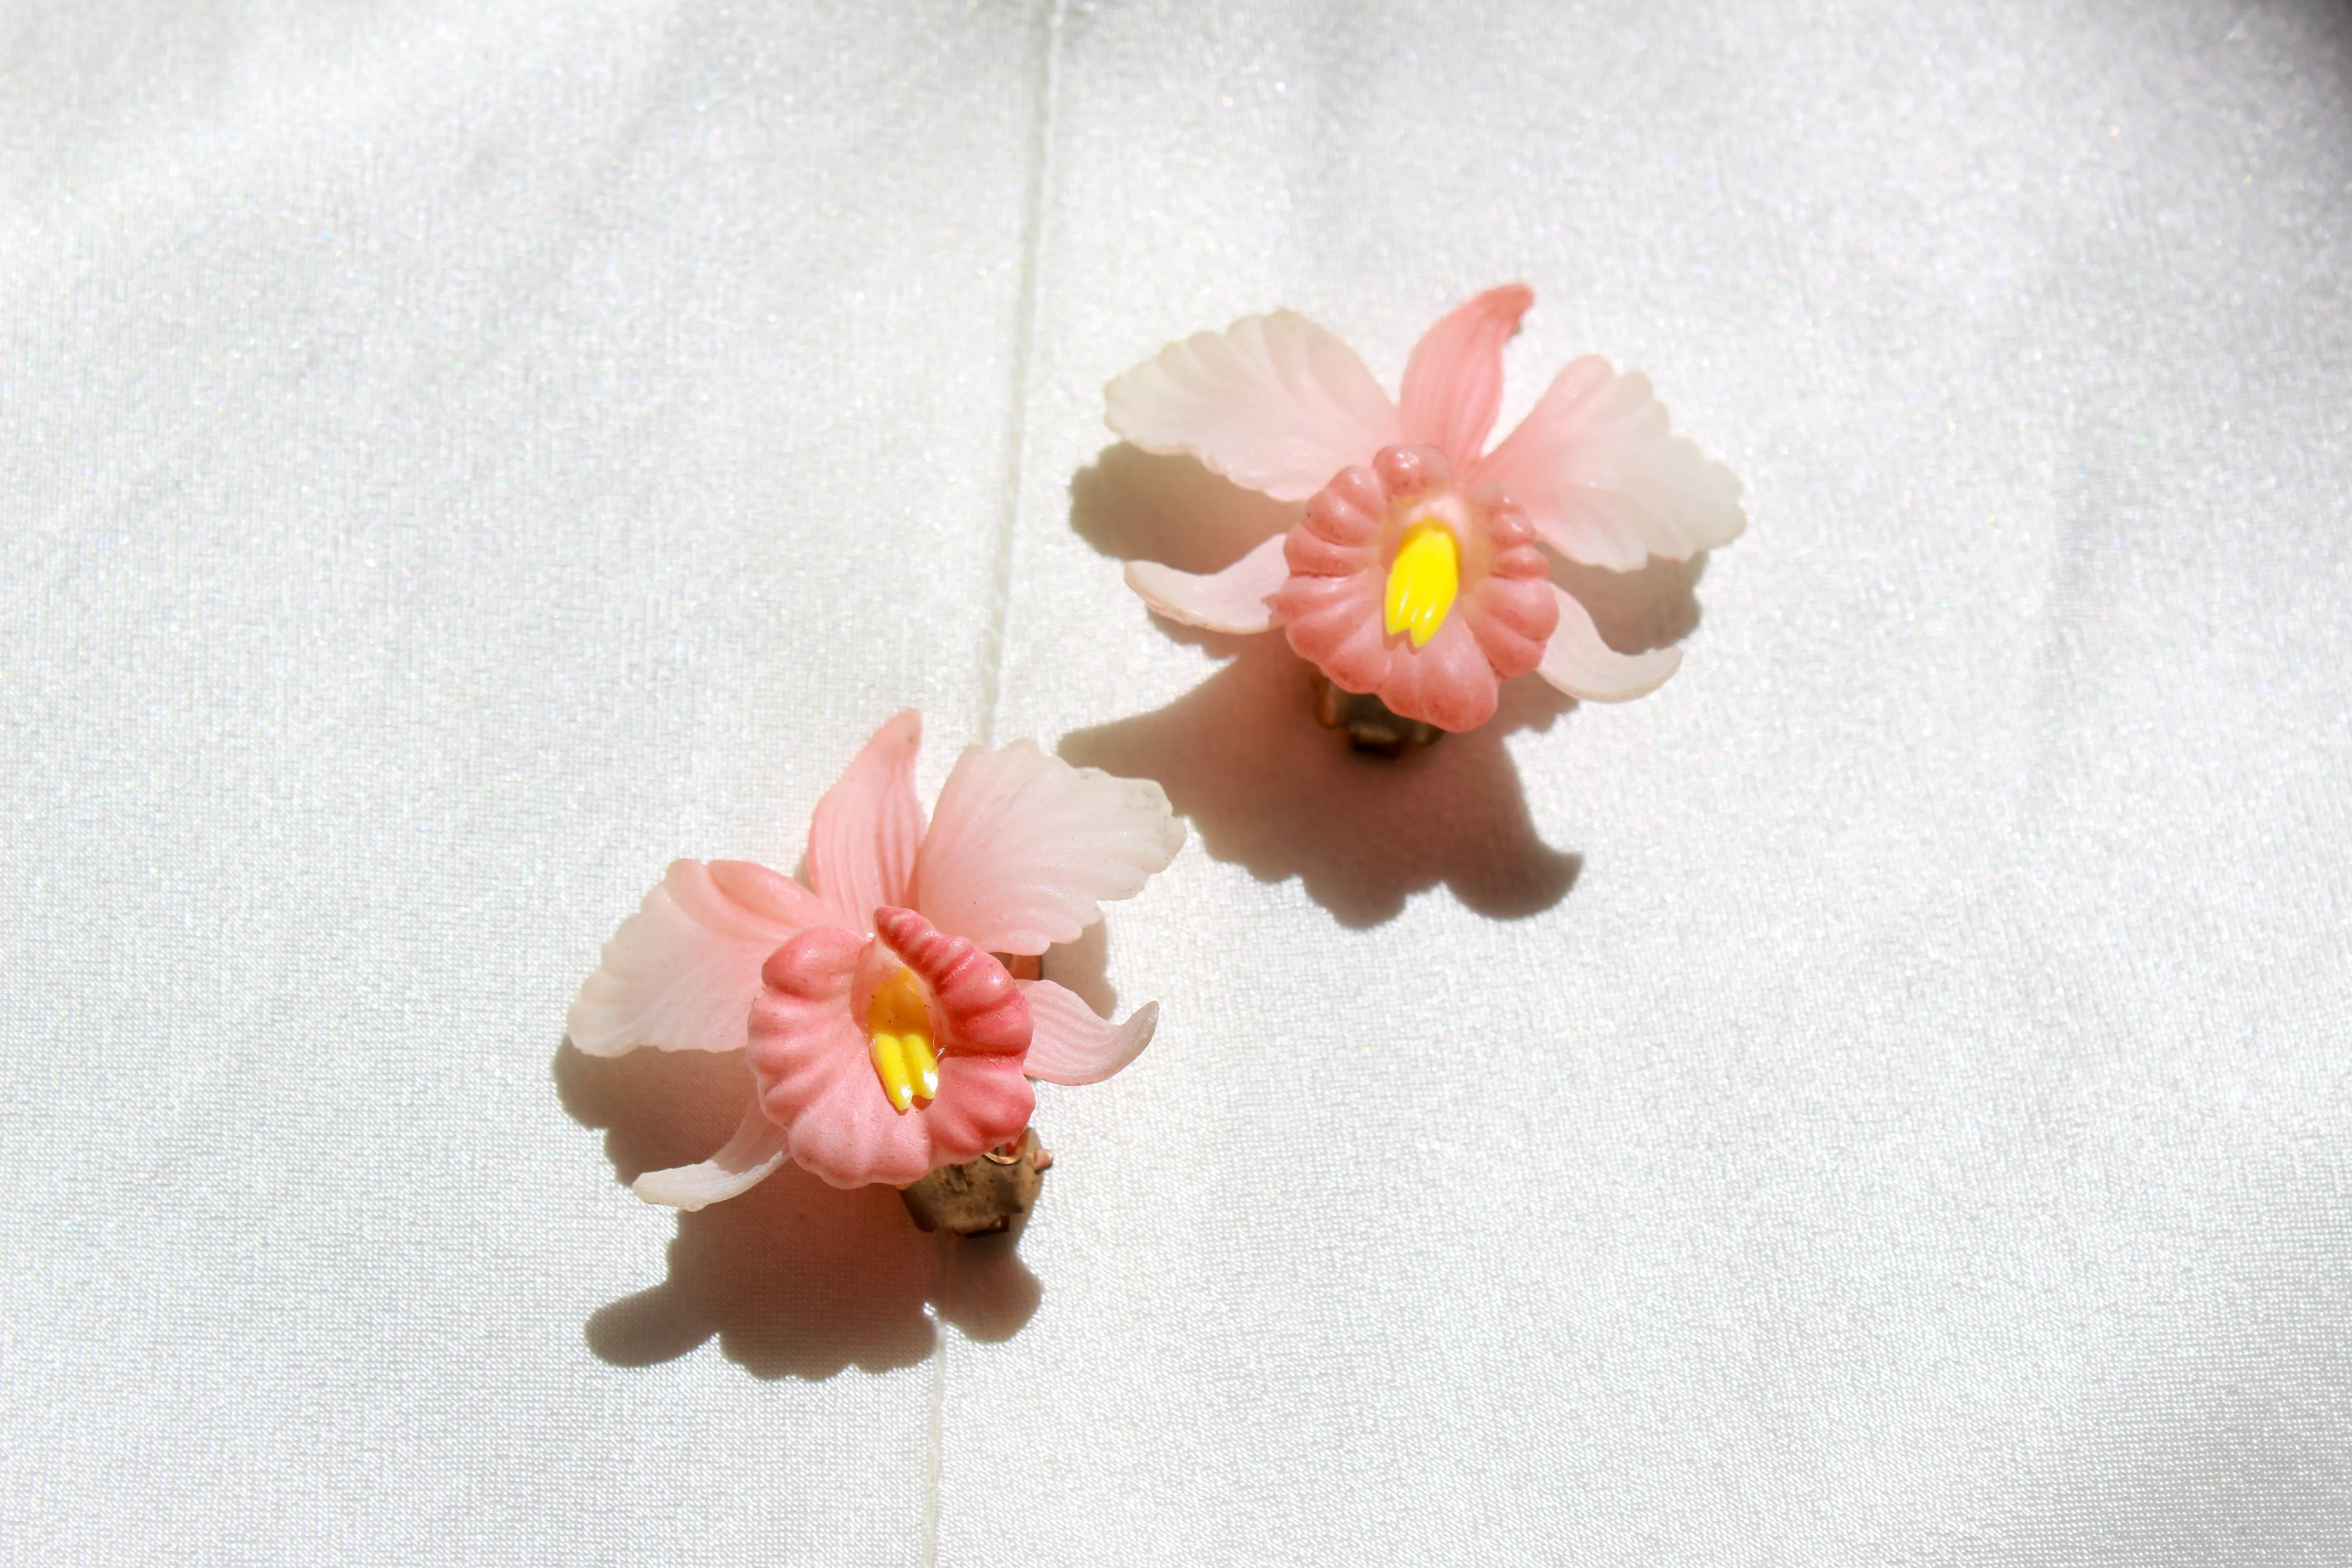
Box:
1373, 612, 1503, 732
903, 1055, 1033, 1174
1281, 523, 1370, 580
1473, 356, 1744, 571
1282, 461, 1387, 576
1104, 309, 1402, 502
1273, 445, 1524, 730
908, 740, 1185, 956
776, 1044, 1035, 1191
1534, 583, 1684, 701
1460, 495, 1559, 682
1274, 568, 1391, 696
804, 710, 925, 931
747, 924, 868, 1114
747, 924, 1035, 1190
1125, 533, 1288, 634
873, 906, 1030, 1056
1397, 284, 1533, 468
1270, 459, 1392, 689
1020, 981, 1157, 1087
630, 1094, 788, 1210
567, 858, 831, 1057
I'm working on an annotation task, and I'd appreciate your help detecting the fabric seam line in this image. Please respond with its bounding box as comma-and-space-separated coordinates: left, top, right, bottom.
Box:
930, 1, 1066, 1563
972, 0, 1067, 754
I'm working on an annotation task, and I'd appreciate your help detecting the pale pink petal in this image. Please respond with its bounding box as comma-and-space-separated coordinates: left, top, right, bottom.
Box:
748, 922, 1035, 1191
1475, 356, 1745, 570
1125, 534, 1289, 634
566, 858, 830, 1057
804, 710, 925, 931
874, 906, 1030, 1056
909, 742, 1185, 955
1535, 583, 1684, 702
1104, 309, 1402, 501
1020, 981, 1157, 1087
1397, 284, 1533, 467
630, 1095, 788, 1210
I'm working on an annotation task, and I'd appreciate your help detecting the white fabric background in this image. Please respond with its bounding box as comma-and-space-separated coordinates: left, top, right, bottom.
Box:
5, 2, 2350, 1563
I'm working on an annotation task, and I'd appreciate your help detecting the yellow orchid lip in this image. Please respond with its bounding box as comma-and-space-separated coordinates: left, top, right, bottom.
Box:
1382, 518, 1460, 649
864, 965, 939, 1114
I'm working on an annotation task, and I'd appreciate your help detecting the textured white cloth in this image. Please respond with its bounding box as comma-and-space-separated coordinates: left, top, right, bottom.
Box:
6, 2, 2351, 1563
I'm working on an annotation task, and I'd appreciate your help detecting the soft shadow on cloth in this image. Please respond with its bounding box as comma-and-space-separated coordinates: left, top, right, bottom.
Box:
1065, 445, 1705, 928
553, 1042, 1040, 1381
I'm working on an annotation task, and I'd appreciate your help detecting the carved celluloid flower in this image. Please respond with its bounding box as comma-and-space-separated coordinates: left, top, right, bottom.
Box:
568, 713, 1184, 1201
1106, 284, 1744, 733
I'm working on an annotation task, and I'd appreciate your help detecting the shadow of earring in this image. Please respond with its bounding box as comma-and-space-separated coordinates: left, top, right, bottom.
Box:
1062, 637, 1582, 928
552, 1039, 1042, 1381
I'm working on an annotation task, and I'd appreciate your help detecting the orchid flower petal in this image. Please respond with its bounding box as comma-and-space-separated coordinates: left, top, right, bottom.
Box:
1372, 612, 1504, 733
873, 906, 1031, 1056
749, 926, 1036, 1191
630, 1096, 789, 1210
1475, 356, 1745, 571
1460, 498, 1561, 681
1105, 309, 1402, 502
1535, 583, 1684, 702
909, 742, 1185, 955
746, 924, 870, 1107
804, 710, 925, 931
790, 1054, 1036, 1191
1397, 283, 1533, 467
1020, 981, 1157, 1087
567, 858, 831, 1057
1124, 533, 1289, 634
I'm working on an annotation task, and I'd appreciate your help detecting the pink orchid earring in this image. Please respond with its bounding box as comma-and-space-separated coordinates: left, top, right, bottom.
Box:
569, 713, 1184, 1234
1106, 284, 1744, 740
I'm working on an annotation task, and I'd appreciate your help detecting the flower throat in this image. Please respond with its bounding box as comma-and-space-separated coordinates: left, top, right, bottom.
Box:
864, 965, 939, 1113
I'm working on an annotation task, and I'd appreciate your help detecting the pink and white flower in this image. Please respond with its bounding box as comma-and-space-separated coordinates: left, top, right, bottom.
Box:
568, 713, 1184, 1201
1106, 284, 1744, 732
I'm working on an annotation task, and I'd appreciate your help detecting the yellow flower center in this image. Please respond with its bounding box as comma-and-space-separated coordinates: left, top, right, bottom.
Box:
1383, 519, 1460, 649
864, 965, 939, 1114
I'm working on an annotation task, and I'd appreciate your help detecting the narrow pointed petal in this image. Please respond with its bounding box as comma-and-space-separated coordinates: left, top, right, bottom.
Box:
1124, 533, 1289, 634
631, 1096, 789, 1210
910, 741, 1185, 955
567, 858, 831, 1057
804, 710, 925, 931
1020, 982, 1156, 1087
1397, 284, 1533, 466
1475, 356, 1744, 570
1105, 309, 1402, 501
1534, 583, 1684, 702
